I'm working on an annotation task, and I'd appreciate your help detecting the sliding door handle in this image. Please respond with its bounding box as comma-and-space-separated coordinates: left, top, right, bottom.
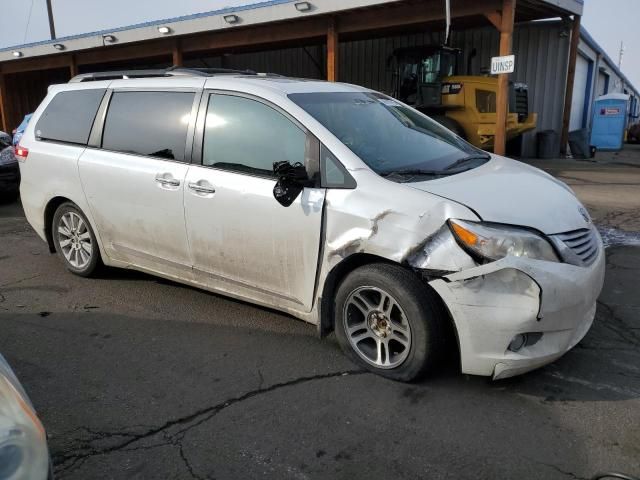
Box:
188, 182, 216, 194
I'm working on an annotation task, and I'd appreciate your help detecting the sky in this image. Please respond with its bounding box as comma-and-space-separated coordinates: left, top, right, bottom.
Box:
0, 0, 638, 87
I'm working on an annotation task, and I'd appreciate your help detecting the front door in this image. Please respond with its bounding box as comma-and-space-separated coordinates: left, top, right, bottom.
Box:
184, 92, 325, 311
79, 89, 198, 278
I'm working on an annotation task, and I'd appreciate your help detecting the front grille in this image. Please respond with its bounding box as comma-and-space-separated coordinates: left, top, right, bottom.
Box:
552, 227, 599, 266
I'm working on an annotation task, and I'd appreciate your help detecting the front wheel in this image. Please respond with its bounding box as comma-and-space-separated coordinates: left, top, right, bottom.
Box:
334, 264, 447, 382
52, 202, 101, 277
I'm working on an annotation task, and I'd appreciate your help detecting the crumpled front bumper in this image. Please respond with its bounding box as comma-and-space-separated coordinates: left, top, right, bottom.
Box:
428, 234, 606, 379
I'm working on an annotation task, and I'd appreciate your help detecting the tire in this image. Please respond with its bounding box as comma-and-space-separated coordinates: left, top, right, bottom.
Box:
52, 202, 101, 277
334, 263, 447, 382
432, 115, 467, 140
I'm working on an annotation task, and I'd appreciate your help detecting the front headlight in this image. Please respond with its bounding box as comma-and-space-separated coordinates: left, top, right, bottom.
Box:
449, 219, 559, 262
0, 375, 49, 480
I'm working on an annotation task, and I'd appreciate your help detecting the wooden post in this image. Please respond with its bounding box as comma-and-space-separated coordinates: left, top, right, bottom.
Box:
494, 0, 515, 156
560, 15, 581, 155
172, 40, 183, 67
0, 73, 9, 133
69, 55, 78, 79
327, 18, 338, 82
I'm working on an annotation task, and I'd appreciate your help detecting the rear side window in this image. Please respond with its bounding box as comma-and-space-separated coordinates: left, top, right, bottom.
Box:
35, 89, 106, 145
102, 91, 195, 162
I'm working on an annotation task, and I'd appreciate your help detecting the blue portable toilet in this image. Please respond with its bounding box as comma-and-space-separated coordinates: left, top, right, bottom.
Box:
590, 93, 630, 151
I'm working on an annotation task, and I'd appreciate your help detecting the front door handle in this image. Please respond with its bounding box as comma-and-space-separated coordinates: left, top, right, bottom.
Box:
188, 182, 216, 194
155, 173, 180, 187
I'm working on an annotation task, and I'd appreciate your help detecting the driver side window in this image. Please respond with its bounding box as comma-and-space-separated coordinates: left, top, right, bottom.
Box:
203, 94, 307, 177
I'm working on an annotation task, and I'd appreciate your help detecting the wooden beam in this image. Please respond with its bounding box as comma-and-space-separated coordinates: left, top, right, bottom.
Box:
69, 55, 78, 78
484, 11, 502, 30
0, 54, 72, 74
181, 17, 327, 54
494, 0, 516, 156
327, 18, 339, 82
75, 40, 174, 66
0, 74, 8, 133
339, 0, 502, 34
560, 15, 581, 155
172, 40, 183, 67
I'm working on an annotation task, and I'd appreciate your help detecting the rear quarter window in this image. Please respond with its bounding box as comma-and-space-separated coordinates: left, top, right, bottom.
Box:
101, 91, 195, 162
35, 89, 106, 145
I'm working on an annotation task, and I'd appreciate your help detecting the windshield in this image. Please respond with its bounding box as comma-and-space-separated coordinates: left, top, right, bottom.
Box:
288, 92, 487, 181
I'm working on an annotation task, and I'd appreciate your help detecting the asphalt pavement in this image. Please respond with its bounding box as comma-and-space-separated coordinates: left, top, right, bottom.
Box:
1, 159, 640, 479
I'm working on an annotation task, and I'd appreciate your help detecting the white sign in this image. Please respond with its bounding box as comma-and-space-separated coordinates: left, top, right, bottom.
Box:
491, 54, 515, 74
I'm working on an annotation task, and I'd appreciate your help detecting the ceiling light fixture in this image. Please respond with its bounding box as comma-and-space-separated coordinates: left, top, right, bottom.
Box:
294, 2, 312, 11
53, 43, 65, 51
12, 51, 23, 58
224, 14, 239, 24
102, 34, 116, 44
157, 26, 171, 34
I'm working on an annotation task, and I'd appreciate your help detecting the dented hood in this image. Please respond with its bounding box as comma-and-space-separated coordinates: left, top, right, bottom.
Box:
407, 155, 590, 235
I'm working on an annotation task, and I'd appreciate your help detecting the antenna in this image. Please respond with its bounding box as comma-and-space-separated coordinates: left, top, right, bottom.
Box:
618, 40, 624, 69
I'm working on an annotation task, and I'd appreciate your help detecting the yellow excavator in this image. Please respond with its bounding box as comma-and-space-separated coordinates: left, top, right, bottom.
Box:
389, 45, 537, 151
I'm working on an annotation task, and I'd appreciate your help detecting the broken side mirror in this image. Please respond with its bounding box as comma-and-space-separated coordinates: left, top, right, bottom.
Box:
272, 161, 312, 207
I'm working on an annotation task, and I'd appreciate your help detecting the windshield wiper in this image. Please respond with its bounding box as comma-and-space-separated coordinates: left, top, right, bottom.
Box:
379, 168, 449, 180
380, 154, 491, 181
444, 153, 491, 171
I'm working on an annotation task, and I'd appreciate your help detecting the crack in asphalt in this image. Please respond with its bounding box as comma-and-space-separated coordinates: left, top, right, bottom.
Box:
529, 459, 589, 480
53, 369, 366, 478
597, 300, 640, 348
0, 273, 42, 288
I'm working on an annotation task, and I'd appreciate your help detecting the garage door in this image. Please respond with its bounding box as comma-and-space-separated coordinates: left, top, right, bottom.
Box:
570, 54, 590, 131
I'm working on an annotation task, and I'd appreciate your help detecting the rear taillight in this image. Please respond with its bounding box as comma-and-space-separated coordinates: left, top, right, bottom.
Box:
14, 145, 28, 161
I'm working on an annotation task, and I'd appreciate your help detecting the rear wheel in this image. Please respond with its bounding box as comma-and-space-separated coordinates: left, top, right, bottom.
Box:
52, 202, 101, 277
334, 263, 447, 382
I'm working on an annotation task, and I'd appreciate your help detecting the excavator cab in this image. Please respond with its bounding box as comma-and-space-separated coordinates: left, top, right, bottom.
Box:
391, 45, 461, 109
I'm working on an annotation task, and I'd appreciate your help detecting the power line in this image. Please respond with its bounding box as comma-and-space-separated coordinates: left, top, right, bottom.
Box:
22, 0, 36, 44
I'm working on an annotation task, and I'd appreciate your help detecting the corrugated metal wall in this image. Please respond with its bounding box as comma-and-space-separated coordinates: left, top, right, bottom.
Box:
184, 44, 326, 80
187, 21, 570, 157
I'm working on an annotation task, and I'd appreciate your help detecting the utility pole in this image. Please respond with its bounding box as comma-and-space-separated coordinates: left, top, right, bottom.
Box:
618, 40, 624, 69
46, 0, 56, 40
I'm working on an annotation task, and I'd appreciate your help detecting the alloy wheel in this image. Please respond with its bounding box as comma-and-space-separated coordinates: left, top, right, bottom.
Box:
343, 286, 412, 369
57, 211, 93, 269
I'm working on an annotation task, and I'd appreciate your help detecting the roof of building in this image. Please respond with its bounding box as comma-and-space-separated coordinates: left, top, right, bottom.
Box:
0, 0, 584, 63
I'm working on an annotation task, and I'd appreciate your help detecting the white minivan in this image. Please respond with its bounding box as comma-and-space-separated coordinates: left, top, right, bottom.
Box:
17, 68, 605, 381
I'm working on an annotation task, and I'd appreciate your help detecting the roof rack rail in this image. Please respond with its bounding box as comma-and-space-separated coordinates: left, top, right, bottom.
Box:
69, 66, 260, 83
166, 66, 258, 76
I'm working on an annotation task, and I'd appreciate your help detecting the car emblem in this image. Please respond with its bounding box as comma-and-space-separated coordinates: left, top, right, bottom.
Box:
578, 207, 591, 224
